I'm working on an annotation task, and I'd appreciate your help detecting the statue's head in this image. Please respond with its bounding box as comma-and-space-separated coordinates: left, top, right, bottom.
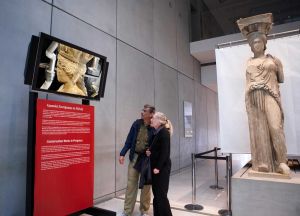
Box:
56, 44, 87, 85
236, 13, 273, 51
56, 61, 80, 85
247, 32, 267, 52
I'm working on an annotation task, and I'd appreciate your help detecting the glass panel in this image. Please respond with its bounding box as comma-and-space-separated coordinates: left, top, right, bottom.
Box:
184, 101, 193, 138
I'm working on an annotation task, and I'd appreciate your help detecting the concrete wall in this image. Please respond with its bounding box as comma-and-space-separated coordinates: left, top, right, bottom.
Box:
0, 0, 219, 214
201, 64, 218, 92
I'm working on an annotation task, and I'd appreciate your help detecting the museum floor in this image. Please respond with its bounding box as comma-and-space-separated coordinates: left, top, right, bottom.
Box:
95, 154, 251, 216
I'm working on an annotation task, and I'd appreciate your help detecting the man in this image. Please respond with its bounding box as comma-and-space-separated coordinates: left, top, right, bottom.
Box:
119, 104, 156, 216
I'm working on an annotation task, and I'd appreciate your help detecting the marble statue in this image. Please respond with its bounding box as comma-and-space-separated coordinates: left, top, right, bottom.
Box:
237, 13, 290, 175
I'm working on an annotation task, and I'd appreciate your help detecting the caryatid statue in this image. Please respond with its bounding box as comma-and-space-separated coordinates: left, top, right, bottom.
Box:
237, 13, 290, 175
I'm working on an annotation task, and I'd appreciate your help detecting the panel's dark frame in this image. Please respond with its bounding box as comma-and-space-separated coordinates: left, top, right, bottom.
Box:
26, 92, 38, 216
24, 35, 39, 85
99, 61, 109, 98
69, 207, 116, 216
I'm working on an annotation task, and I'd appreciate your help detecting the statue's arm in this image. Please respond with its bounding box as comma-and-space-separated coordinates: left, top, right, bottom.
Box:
274, 56, 284, 83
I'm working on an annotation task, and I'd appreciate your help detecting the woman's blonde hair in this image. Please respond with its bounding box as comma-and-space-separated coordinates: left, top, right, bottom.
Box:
153, 112, 173, 135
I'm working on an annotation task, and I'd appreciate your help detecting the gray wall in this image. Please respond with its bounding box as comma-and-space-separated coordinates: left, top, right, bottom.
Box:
0, 0, 218, 214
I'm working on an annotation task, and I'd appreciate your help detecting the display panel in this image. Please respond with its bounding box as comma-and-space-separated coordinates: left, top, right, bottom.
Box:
34, 99, 94, 216
32, 33, 108, 100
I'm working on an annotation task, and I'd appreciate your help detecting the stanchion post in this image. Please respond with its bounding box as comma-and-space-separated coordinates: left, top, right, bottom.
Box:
210, 147, 224, 190
184, 153, 203, 211
218, 153, 232, 216
192, 153, 196, 204
228, 153, 232, 212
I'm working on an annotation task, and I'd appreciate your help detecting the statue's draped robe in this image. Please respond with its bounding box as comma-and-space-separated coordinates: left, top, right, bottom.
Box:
245, 54, 287, 172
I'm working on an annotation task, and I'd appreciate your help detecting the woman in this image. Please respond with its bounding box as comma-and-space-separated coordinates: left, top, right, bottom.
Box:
237, 13, 290, 174
147, 112, 173, 216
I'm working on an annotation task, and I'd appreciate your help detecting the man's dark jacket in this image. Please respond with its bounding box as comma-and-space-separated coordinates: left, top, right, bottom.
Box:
120, 119, 155, 161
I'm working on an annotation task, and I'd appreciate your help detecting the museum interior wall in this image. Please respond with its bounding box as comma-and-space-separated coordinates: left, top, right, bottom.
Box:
0, 0, 219, 215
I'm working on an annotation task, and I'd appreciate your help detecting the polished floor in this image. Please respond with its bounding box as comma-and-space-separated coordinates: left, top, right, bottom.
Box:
95, 154, 251, 216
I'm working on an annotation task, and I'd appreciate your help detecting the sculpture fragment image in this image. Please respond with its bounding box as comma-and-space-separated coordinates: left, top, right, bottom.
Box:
39, 41, 101, 97
237, 13, 290, 175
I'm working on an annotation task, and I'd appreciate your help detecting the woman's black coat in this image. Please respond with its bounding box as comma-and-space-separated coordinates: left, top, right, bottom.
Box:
150, 127, 171, 172
150, 126, 173, 216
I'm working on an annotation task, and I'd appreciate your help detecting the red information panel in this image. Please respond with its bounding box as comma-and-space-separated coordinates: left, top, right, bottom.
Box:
34, 99, 94, 216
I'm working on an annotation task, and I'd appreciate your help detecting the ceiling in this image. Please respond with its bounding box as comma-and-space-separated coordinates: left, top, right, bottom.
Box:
191, 0, 300, 40
190, 0, 300, 92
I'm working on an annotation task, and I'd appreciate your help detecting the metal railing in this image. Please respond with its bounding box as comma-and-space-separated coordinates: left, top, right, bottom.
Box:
218, 154, 232, 216
184, 148, 232, 216
209, 147, 224, 190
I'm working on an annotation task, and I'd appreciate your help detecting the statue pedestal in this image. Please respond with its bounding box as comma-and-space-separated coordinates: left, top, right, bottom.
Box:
247, 169, 291, 179
232, 165, 300, 216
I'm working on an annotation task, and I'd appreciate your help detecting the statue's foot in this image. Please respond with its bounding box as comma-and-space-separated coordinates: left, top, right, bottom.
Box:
258, 164, 269, 172
277, 163, 290, 175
